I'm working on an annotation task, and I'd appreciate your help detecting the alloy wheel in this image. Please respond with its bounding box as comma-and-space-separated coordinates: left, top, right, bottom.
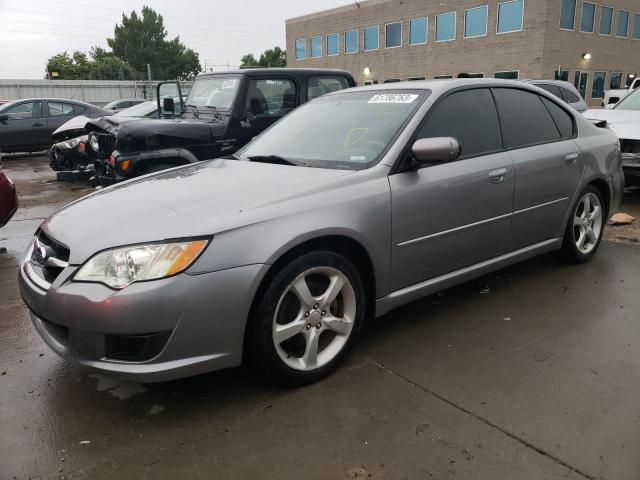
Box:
573, 192, 603, 254
272, 266, 356, 371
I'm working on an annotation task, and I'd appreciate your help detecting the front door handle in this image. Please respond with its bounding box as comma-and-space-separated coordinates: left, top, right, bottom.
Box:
566, 153, 579, 165
32, 122, 43, 127
488, 168, 508, 183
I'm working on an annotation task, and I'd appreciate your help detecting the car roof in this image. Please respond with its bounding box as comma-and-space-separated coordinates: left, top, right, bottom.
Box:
0, 98, 98, 109
524, 79, 578, 90
197, 68, 353, 79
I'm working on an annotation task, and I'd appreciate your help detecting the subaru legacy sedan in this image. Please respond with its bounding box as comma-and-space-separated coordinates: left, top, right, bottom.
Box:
19, 80, 624, 386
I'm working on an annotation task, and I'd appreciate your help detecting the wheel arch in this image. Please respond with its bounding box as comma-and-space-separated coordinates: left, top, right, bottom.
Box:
587, 177, 611, 217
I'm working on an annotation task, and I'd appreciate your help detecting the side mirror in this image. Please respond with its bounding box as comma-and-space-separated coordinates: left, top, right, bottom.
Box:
411, 137, 461, 166
163, 98, 175, 115
0, 114, 8, 123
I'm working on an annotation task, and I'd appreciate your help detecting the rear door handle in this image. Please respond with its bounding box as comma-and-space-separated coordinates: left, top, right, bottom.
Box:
488, 168, 508, 183
32, 122, 43, 127
566, 153, 579, 165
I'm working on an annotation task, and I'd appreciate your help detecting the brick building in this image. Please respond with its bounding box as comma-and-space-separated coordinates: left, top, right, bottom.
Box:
286, 0, 640, 105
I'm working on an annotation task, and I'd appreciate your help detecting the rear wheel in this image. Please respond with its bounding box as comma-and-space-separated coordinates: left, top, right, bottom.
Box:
247, 251, 365, 386
558, 186, 605, 263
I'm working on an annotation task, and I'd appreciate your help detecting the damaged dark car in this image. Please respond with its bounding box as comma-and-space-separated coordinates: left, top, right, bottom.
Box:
84, 68, 355, 184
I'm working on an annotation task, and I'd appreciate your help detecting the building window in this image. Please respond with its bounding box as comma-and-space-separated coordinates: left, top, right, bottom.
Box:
326, 33, 339, 56
383, 79, 401, 83
497, 0, 524, 34
294, 39, 306, 60
364, 25, 379, 51
599, 6, 613, 35
616, 10, 629, 37
385, 21, 402, 48
408, 76, 426, 81
435, 12, 456, 41
310, 36, 322, 58
555, 68, 570, 81
560, 0, 576, 29
363, 80, 378, 86
344, 30, 358, 53
610, 72, 622, 89
580, 2, 595, 33
574, 71, 588, 98
495, 71, 519, 79
409, 17, 427, 45
464, 6, 488, 38
633, 13, 640, 39
434, 74, 453, 79
592, 72, 606, 98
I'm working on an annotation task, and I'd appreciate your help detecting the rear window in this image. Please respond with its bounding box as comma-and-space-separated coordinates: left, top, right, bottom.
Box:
537, 83, 563, 100
308, 76, 350, 100
560, 87, 580, 103
493, 88, 561, 149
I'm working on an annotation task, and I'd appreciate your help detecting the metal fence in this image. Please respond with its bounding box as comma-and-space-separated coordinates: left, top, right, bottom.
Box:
0, 80, 193, 106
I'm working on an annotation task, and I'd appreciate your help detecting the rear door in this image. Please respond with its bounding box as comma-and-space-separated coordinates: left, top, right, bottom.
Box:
0, 101, 46, 151
492, 88, 582, 250
45, 101, 78, 139
389, 87, 514, 290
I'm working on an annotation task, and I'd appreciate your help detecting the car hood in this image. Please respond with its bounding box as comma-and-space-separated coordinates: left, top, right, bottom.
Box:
52, 115, 94, 141
584, 109, 640, 140
42, 159, 355, 264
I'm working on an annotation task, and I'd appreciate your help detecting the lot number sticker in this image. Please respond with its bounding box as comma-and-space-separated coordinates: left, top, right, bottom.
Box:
222, 79, 237, 89
368, 94, 418, 104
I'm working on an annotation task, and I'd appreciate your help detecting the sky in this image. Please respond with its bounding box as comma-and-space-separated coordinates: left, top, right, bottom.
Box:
0, 0, 350, 79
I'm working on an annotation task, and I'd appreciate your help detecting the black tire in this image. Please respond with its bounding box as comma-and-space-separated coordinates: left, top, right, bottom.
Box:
246, 250, 366, 387
557, 185, 606, 263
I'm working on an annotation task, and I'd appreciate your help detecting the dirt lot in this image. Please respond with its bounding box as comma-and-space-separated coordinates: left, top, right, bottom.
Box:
1, 155, 640, 480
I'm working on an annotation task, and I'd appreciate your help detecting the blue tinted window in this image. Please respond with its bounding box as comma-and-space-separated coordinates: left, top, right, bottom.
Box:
386, 22, 402, 48
344, 30, 358, 53
409, 17, 427, 44
592, 72, 606, 98
364, 25, 379, 50
599, 6, 613, 34
326, 33, 339, 55
465, 6, 488, 37
435, 12, 456, 41
294, 39, 306, 60
560, 0, 576, 29
580, 2, 595, 32
497, 0, 524, 33
310, 36, 322, 58
616, 10, 629, 37
633, 13, 640, 39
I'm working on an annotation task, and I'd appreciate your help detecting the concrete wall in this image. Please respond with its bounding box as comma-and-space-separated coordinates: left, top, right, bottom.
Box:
0, 80, 194, 106
286, 0, 640, 105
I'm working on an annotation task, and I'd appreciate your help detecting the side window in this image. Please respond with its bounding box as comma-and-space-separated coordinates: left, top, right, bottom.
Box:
244, 78, 297, 117
537, 83, 563, 100
493, 88, 561, 149
73, 105, 87, 115
48, 102, 75, 117
308, 76, 350, 100
560, 87, 580, 103
4, 102, 39, 120
541, 98, 575, 139
417, 88, 501, 158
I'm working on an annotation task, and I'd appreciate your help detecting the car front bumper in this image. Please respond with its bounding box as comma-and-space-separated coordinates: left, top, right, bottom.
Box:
19, 248, 268, 382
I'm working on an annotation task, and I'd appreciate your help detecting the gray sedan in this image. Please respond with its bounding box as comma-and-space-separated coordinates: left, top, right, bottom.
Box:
19, 79, 624, 386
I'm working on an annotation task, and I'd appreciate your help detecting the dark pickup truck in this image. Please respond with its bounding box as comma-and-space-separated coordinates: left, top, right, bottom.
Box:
83, 68, 355, 183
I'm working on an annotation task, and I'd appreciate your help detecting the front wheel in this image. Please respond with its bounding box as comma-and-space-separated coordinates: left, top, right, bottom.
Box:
558, 186, 605, 263
247, 251, 365, 386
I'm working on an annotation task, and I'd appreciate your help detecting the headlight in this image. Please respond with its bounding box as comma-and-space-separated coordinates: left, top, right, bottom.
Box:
89, 134, 100, 152
61, 137, 82, 149
74, 239, 209, 289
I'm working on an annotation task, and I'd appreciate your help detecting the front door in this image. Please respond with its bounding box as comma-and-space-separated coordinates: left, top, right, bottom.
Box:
238, 77, 298, 146
492, 87, 583, 250
390, 88, 514, 291
0, 101, 46, 151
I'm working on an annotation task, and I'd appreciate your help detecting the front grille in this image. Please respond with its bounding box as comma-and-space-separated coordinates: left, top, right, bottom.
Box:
30, 230, 70, 284
620, 139, 640, 154
105, 332, 171, 362
96, 133, 116, 157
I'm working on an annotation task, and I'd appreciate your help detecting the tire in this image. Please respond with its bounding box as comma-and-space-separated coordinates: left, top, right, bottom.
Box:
247, 251, 366, 387
558, 185, 606, 263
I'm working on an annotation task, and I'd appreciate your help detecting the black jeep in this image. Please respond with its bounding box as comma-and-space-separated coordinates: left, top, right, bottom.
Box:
86, 68, 355, 183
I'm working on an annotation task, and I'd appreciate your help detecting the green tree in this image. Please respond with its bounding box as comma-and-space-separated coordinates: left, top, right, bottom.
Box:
89, 56, 139, 80
45, 51, 92, 79
107, 6, 201, 80
45, 49, 138, 80
239, 47, 286, 68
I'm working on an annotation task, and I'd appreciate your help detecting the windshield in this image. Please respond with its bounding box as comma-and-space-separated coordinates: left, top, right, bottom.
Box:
114, 101, 157, 117
614, 89, 640, 111
238, 90, 427, 169
185, 75, 241, 110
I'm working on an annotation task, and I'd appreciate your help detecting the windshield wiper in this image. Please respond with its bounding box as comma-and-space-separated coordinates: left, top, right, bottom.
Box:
203, 105, 228, 121
246, 155, 303, 166
185, 104, 199, 118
